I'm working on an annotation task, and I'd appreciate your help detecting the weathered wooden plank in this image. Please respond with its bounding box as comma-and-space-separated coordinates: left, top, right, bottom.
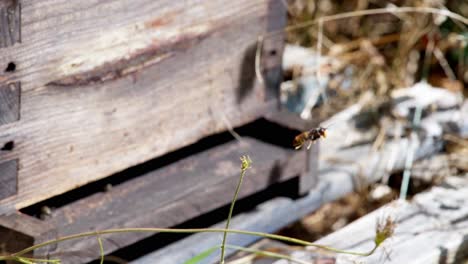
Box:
0, 0, 275, 91
226, 177, 468, 264
261, 0, 286, 103
0, 212, 50, 255
3, 137, 303, 263
0, 0, 21, 48
0, 135, 17, 165
0, 0, 286, 211
314, 175, 468, 264
0, 159, 17, 200
228, 239, 336, 264
0, 81, 20, 126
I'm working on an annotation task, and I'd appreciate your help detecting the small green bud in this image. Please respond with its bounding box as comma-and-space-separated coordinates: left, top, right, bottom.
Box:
240, 155, 252, 171
374, 216, 395, 246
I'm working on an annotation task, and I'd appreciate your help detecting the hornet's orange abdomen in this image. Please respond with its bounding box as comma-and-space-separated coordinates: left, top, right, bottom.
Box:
293, 131, 309, 149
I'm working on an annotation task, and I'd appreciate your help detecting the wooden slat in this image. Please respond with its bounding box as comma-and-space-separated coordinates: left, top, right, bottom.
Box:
0, 0, 21, 48
228, 239, 336, 264
261, 0, 286, 103
204, 180, 468, 264
0, 159, 17, 200
315, 176, 468, 264
0, 0, 286, 211
0, 137, 303, 263
0, 212, 50, 255
0, 81, 20, 126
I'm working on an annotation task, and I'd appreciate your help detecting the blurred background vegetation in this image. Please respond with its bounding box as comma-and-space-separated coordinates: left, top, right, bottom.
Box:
282, 0, 467, 120
276, 0, 467, 243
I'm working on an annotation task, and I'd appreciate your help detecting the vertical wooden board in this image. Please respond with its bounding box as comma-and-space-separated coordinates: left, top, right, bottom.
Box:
0, 0, 286, 211
0, 82, 20, 126
0, 225, 33, 254
0, 0, 21, 48
0, 0, 21, 204
0, 212, 51, 255
262, 0, 286, 102
0, 159, 17, 200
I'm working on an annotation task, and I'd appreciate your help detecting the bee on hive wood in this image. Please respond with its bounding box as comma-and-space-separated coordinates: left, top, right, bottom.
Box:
293, 127, 327, 150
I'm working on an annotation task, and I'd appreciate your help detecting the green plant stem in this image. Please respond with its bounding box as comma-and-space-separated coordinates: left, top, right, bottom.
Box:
1, 227, 377, 261
220, 165, 248, 264
97, 234, 105, 264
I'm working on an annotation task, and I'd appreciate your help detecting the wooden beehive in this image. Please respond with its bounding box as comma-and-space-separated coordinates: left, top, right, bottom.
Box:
0, 0, 318, 262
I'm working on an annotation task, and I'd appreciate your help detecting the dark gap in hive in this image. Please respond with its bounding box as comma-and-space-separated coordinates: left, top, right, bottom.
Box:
1, 141, 14, 151
4, 62, 16, 72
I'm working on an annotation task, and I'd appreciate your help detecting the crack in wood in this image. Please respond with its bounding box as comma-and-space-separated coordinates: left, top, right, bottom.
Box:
46, 31, 214, 87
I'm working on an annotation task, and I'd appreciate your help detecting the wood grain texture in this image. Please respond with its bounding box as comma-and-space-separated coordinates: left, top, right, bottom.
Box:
229, 239, 336, 264
0, 159, 17, 200
0, 0, 21, 48
261, 0, 286, 103
0, 137, 304, 263
0, 0, 286, 211
0, 212, 50, 255
315, 176, 468, 264
0, 212, 50, 256
0, 81, 20, 126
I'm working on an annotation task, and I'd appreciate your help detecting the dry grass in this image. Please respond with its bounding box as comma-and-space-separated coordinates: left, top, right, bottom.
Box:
277, 0, 467, 121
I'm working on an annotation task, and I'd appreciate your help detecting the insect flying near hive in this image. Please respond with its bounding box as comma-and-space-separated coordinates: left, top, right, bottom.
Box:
293, 127, 327, 150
